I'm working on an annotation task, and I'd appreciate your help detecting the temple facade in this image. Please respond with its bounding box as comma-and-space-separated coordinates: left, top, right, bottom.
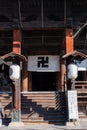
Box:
0, 0, 87, 125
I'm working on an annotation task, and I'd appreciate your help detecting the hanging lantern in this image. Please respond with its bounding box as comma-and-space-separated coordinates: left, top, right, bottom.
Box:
9, 64, 20, 80
67, 63, 78, 80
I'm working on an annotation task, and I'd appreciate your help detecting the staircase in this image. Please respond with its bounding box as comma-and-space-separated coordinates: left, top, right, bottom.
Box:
0, 92, 12, 125
78, 91, 87, 119
75, 81, 87, 119
21, 91, 68, 125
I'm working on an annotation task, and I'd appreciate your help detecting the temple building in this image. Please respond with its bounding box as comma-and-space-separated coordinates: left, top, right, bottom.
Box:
0, 0, 87, 125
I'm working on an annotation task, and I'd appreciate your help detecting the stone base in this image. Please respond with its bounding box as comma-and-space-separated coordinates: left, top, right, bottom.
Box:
66, 121, 80, 126
78, 118, 87, 127
8, 122, 24, 127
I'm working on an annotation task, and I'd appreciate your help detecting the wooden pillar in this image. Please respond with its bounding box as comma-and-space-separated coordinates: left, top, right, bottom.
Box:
61, 59, 66, 91
13, 29, 28, 92
14, 79, 21, 121
60, 28, 74, 91
10, 66, 22, 123
22, 62, 28, 91
10, 30, 22, 124
65, 28, 74, 54
13, 29, 21, 54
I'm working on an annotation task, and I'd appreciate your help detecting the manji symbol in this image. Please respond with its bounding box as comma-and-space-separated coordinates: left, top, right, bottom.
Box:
37, 57, 49, 68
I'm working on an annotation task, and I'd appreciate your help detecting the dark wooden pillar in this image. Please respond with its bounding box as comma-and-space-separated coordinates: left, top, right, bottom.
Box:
65, 28, 74, 90
12, 30, 28, 92
13, 79, 21, 122
10, 29, 22, 124
61, 59, 66, 91
60, 28, 74, 91
22, 62, 28, 91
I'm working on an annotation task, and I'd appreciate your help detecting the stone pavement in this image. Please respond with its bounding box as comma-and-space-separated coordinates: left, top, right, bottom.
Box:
0, 123, 87, 130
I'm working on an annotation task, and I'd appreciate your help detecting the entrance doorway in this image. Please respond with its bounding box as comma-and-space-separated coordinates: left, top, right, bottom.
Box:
32, 72, 56, 91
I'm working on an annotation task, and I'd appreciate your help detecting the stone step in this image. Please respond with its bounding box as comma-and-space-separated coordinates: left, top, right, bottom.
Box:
22, 99, 56, 102
22, 119, 66, 125
78, 96, 87, 98
21, 113, 66, 119
77, 90, 87, 94
21, 92, 67, 124
0, 91, 67, 125
22, 97, 55, 100
21, 92, 64, 97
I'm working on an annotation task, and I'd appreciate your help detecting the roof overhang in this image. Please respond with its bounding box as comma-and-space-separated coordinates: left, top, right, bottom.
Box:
62, 50, 87, 61
0, 57, 9, 66
1, 51, 27, 62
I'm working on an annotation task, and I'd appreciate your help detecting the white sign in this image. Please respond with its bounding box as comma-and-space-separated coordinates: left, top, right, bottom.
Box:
28, 55, 60, 72
67, 90, 78, 119
77, 59, 87, 71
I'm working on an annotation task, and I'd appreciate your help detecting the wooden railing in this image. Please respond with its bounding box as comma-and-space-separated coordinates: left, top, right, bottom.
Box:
73, 81, 87, 118
73, 81, 87, 90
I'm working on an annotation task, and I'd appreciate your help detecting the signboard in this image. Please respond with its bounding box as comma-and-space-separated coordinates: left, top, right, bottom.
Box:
77, 59, 87, 71
67, 90, 78, 120
28, 55, 60, 72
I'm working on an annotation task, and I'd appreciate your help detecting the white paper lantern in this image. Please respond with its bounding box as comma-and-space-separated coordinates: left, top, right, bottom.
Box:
67, 63, 78, 80
9, 64, 20, 80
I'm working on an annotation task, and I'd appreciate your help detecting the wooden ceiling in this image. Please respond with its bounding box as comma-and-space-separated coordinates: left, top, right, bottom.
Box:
0, 0, 87, 28
0, 0, 87, 55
